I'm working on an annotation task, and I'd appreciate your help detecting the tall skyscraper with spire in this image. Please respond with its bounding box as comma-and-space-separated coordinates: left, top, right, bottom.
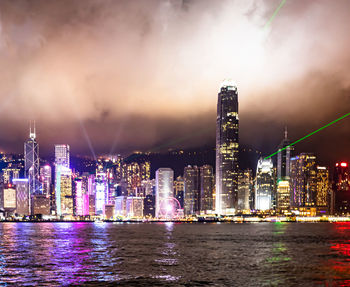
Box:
215, 80, 239, 215
24, 121, 41, 198
277, 127, 292, 180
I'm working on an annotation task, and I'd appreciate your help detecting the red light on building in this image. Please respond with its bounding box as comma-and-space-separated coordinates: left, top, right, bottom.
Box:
336, 163, 339, 167
341, 162, 348, 167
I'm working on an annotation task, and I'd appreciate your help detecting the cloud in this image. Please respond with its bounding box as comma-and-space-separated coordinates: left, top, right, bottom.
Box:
0, 0, 349, 163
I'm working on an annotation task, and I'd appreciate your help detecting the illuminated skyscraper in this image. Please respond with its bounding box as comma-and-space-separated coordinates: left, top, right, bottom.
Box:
24, 123, 41, 196
290, 153, 317, 207
255, 158, 274, 211
200, 165, 214, 213
184, 165, 200, 216
216, 80, 239, 215
333, 162, 350, 215
174, 176, 184, 208
277, 127, 292, 180
316, 166, 329, 207
95, 172, 108, 216
40, 165, 52, 196
238, 169, 253, 211
13, 179, 30, 216
155, 168, 174, 218
55, 145, 70, 168
55, 166, 73, 216
276, 180, 290, 211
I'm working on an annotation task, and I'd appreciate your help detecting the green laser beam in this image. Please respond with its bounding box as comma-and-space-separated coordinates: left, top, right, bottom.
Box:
264, 0, 287, 29
264, 112, 350, 160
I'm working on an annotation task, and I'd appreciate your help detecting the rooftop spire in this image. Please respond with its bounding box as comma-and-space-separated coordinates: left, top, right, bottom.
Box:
29, 120, 36, 140
284, 126, 288, 140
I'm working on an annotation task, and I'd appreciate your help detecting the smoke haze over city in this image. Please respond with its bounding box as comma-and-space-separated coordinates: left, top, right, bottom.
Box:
0, 0, 349, 162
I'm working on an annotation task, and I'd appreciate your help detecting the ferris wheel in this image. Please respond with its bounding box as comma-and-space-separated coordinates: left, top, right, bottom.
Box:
158, 197, 182, 218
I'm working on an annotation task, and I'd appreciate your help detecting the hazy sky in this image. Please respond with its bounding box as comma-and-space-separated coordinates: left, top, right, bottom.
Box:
0, 0, 349, 164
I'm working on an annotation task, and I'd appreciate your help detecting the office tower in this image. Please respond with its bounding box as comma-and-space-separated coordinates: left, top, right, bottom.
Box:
184, 165, 200, 216
290, 153, 317, 207
277, 127, 292, 180
144, 194, 155, 217
174, 176, 184, 209
276, 180, 290, 211
155, 168, 174, 218
13, 179, 30, 216
115, 196, 127, 217
40, 165, 52, 196
32, 194, 50, 216
54, 144, 70, 168
238, 169, 253, 211
74, 178, 89, 216
24, 123, 41, 196
255, 158, 274, 210
316, 166, 329, 207
126, 196, 144, 217
333, 162, 350, 215
55, 166, 73, 216
104, 204, 114, 219
2, 164, 20, 184
0, 184, 16, 213
95, 172, 108, 215
200, 165, 214, 213
216, 80, 239, 215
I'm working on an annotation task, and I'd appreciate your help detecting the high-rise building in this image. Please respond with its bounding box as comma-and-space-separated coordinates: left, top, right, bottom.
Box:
74, 177, 89, 216
316, 166, 329, 207
200, 165, 214, 213
13, 179, 30, 216
55, 166, 73, 216
54, 145, 70, 168
174, 176, 184, 209
40, 165, 52, 197
290, 153, 317, 207
333, 162, 350, 215
216, 80, 239, 215
144, 194, 155, 218
155, 168, 174, 218
2, 164, 20, 184
95, 172, 108, 215
0, 184, 16, 213
255, 158, 274, 211
277, 127, 292, 181
276, 180, 290, 211
24, 123, 41, 196
184, 165, 200, 216
238, 169, 253, 211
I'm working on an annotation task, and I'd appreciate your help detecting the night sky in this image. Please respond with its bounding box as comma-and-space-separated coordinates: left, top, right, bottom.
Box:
0, 0, 349, 165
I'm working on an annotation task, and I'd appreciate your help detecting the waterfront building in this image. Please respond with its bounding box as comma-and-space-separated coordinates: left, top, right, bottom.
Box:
24, 123, 41, 196
290, 153, 317, 207
276, 180, 290, 211
216, 80, 239, 215
316, 166, 329, 207
55, 166, 73, 216
238, 169, 253, 211
333, 162, 350, 215
184, 165, 200, 216
33, 194, 50, 216
13, 179, 30, 216
74, 178, 89, 216
155, 168, 174, 218
0, 184, 16, 213
95, 172, 108, 215
144, 194, 155, 217
104, 204, 115, 219
126, 196, 143, 218
40, 165, 52, 197
200, 165, 214, 213
174, 176, 184, 209
115, 195, 127, 217
255, 158, 274, 210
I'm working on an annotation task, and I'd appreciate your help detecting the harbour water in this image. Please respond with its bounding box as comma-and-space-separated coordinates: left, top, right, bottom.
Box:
1, 222, 350, 286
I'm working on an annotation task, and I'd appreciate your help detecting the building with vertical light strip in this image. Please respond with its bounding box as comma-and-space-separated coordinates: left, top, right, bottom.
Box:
155, 168, 174, 218
55, 166, 73, 217
255, 158, 274, 211
216, 80, 239, 215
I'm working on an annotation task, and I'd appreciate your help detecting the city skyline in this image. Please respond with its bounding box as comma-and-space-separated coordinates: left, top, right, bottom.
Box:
0, 0, 348, 162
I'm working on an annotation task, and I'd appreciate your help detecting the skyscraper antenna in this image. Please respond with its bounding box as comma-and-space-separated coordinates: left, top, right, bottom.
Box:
284, 126, 288, 139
